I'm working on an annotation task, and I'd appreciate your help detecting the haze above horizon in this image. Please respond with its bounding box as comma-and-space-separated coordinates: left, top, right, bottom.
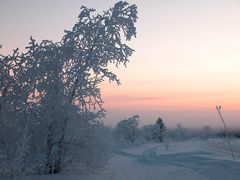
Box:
1, 0, 240, 127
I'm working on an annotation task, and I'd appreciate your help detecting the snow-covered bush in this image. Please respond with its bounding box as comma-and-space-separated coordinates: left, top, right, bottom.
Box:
141, 124, 156, 142
0, 1, 137, 177
63, 119, 114, 173
173, 124, 189, 141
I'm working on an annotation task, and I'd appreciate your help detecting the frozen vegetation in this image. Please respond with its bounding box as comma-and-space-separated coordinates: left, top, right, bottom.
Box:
0, 1, 137, 178
1, 1, 240, 180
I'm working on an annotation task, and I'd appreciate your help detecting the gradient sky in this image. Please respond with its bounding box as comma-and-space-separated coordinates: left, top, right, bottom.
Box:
1, 0, 240, 128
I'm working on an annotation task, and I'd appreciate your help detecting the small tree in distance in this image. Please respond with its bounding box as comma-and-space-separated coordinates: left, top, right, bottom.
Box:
174, 123, 189, 141
155, 117, 166, 143
141, 117, 166, 143
115, 115, 140, 143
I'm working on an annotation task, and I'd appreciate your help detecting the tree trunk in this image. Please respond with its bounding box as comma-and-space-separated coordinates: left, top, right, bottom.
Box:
45, 126, 54, 174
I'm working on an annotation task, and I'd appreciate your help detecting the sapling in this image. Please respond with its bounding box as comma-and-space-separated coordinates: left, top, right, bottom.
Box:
216, 105, 235, 160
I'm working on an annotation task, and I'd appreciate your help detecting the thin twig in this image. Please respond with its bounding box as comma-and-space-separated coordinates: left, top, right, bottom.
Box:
216, 105, 235, 160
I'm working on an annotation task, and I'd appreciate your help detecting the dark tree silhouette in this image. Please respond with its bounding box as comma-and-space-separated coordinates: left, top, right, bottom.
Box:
155, 117, 166, 143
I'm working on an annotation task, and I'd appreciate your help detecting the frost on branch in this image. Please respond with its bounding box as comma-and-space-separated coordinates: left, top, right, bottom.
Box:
0, 1, 137, 177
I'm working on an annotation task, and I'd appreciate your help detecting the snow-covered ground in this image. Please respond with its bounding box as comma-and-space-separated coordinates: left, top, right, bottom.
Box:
21, 139, 240, 180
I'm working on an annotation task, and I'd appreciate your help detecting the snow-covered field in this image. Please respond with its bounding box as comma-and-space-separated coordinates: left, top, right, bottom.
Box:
21, 139, 240, 180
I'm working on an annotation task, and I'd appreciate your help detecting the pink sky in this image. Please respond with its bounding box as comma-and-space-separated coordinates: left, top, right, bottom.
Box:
1, 0, 240, 127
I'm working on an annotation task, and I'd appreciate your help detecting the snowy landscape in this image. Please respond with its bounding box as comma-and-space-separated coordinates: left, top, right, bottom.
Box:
1, 0, 240, 179
13, 138, 240, 180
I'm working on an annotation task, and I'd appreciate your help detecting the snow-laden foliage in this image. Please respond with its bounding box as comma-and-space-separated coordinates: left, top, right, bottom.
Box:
114, 115, 140, 143
0, 1, 137, 177
114, 116, 167, 145
0, 49, 36, 177
141, 117, 166, 143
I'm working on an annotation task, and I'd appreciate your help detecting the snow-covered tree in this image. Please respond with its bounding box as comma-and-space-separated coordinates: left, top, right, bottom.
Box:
141, 117, 166, 143
155, 117, 166, 143
0, 1, 137, 176
115, 115, 140, 143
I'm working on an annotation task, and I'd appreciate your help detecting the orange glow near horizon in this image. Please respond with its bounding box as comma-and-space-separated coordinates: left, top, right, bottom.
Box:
101, 80, 240, 111
1, 0, 240, 114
